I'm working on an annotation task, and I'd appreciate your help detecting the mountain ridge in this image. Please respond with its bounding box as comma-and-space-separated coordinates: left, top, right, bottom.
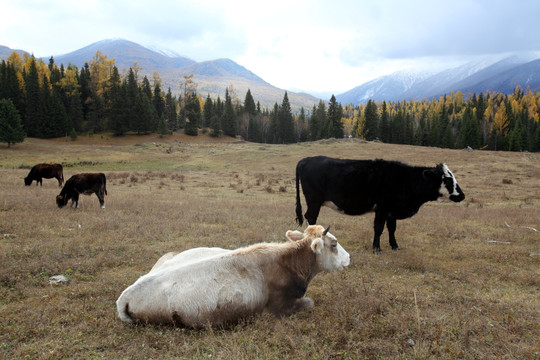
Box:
336, 52, 540, 105
0, 39, 321, 112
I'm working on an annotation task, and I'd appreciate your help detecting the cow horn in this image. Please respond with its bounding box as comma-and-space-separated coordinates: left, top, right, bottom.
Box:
323, 226, 330, 236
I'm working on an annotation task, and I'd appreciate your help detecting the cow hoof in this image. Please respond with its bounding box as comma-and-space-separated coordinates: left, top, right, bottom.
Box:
392, 247, 401, 251
373, 248, 382, 254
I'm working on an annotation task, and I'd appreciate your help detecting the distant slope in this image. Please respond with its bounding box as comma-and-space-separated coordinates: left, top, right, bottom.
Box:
48, 39, 320, 111
337, 53, 540, 105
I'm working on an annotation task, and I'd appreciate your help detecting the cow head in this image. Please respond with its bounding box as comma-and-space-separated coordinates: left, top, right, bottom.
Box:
286, 225, 350, 271
424, 163, 465, 202
24, 177, 32, 186
56, 194, 68, 208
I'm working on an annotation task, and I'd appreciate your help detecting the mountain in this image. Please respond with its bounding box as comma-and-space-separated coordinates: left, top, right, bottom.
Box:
337, 53, 540, 105
335, 69, 433, 105
0, 39, 320, 112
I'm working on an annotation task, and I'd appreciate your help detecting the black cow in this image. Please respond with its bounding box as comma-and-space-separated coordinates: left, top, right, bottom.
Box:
295, 156, 465, 253
24, 163, 64, 187
56, 173, 107, 209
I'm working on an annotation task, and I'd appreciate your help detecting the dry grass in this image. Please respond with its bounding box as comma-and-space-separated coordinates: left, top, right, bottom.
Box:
0, 135, 539, 359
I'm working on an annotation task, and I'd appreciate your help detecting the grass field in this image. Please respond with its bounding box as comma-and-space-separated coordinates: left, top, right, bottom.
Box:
1, 133, 539, 359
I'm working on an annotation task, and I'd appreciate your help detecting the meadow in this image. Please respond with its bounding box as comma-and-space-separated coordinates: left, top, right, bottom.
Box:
0, 133, 538, 359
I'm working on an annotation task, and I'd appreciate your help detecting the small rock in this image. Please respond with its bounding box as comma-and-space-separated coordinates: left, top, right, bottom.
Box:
49, 275, 69, 285
406, 339, 415, 347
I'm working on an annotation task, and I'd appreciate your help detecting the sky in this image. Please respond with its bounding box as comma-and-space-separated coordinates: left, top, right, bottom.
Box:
2, 0, 540, 96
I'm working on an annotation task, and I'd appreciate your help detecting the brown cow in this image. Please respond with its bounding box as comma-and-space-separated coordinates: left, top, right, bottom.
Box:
56, 173, 107, 209
24, 163, 64, 187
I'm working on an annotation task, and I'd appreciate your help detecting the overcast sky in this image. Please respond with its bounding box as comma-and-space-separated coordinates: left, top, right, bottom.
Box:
2, 0, 540, 95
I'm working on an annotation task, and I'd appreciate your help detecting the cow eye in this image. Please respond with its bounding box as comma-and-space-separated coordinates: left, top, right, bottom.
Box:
330, 241, 338, 249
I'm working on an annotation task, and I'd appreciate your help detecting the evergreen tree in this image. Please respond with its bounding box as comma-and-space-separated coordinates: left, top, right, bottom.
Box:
203, 94, 213, 128
363, 100, 379, 140
0, 98, 25, 147
125, 68, 139, 131
269, 103, 280, 143
183, 93, 201, 136
164, 88, 177, 131
152, 81, 165, 120
327, 95, 344, 138
379, 101, 390, 142
109, 66, 128, 136
221, 88, 236, 137
244, 89, 256, 115
210, 115, 221, 137
24, 57, 42, 137
296, 107, 308, 142
308, 104, 319, 141
458, 104, 479, 149
278, 92, 295, 143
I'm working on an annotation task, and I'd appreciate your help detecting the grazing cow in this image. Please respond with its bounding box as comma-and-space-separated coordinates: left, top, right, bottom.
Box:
295, 156, 465, 253
56, 173, 107, 209
116, 225, 350, 328
24, 163, 64, 187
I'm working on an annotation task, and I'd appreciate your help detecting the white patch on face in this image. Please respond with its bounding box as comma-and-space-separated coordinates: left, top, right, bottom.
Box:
323, 201, 344, 213
440, 164, 460, 197
315, 230, 350, 271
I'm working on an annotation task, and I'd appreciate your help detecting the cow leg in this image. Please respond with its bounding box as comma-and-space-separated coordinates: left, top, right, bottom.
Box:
372, 211, 387, 253
97, 192, 105, 209
386, 216, 400, 250
304, 201, 322, 226
71, 193, 79, 208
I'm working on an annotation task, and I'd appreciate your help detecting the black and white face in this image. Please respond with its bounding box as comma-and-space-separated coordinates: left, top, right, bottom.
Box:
439, 164, 465, 202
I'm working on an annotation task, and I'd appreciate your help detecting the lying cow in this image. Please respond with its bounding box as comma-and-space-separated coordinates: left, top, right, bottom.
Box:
24, 163, 64, 187
295, 156, 465, 253
116, 225, 350, 328
56, 173, 107, 209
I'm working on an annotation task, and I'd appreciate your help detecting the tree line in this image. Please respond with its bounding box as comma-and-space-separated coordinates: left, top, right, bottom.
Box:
1, 51, 539, 151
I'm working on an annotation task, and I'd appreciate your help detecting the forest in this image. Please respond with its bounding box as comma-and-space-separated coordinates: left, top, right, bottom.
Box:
1, 50, 540, 151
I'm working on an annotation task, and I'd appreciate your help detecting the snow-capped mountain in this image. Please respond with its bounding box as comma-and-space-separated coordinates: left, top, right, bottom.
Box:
337, 53, 540, 105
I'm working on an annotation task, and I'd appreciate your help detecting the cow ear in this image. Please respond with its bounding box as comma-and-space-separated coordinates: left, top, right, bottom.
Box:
310, 238, 324, 254
286, 230, 304, 242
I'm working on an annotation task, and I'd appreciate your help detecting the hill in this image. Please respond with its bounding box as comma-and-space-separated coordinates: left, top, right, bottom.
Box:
0, 39, 321, 112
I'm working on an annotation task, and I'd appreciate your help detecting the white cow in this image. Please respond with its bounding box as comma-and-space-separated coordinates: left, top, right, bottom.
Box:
116, 225, 350, 328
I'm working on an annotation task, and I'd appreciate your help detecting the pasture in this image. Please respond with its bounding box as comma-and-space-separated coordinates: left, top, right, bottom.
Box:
1, 134, 539, 359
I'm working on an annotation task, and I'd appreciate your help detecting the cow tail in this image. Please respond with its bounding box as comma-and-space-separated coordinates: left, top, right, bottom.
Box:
295, 163, 304, 226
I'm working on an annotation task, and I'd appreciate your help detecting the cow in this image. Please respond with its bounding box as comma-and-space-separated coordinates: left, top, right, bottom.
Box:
24, 163, 64, 187
116, 225, 350, 328
295, 156, 465, 253
56, 173, 107, 209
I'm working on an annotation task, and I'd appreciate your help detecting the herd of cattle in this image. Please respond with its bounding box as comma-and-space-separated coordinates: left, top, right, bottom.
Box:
24, 163, 108, 209
23, 156, 465, 328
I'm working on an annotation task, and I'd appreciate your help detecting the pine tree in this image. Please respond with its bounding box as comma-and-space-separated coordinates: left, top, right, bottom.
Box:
296, 107, 308, 142
327, 95, 344, 138
221, 88, 236, 137
109, 66, 128, 136
0, 98, 25, 147
244, 89, 256, 115
24, 57, 42, 137
278, 92, 295, 143
152, 82, 165, 120
203, 94, 213, 128
183, 93, 201, 136
379, 101, 390, 142
363, 100, 379, 140
164, 88, 177, 131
